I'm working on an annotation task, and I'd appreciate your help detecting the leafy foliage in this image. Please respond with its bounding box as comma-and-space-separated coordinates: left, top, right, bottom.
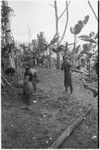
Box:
76, 43, 94, 60
71, 45, 81, 56
52, 45, 64, 53
49, 33, 59, 46
83, 15, 89, 25
37, 32, 48, 55
70, 15, 89, 35
78, 32, 97, 44
69, 14, 97, 73
78, 35, 90, 39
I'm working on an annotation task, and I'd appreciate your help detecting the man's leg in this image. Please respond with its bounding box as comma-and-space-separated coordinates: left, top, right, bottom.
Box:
33, 83, 36, 93
64, 78, 68, 92
65, 85, 68, 92
69, 82, 73, 94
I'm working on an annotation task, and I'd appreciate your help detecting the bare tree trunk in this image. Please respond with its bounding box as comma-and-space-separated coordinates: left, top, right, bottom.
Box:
56, 53, 60, 69
5, 1, 11, 45
73, 35, 76, 66
73, 35, 76, 50
48, 47, 51, 69
64, 42, 68, 56
54, 1, 60, 69
4, 1, 12, 69
54, 1, 70, 69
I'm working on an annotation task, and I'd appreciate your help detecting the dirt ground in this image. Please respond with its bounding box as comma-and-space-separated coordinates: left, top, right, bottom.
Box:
1, 67, 99, 148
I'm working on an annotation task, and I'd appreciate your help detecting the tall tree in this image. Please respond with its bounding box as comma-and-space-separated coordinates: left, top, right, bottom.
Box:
54, 1, 60, 69
53, 1, 69, 69
1, 0, 14, 45
37, 32, 48, 56
1, 0, 14, 69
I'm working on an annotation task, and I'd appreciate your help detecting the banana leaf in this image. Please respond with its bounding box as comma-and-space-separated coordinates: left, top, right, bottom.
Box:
80, 38, 96, 43
70, 15, 89, 35
78, 35, 90, 39
52, 45, 64, 53
71, 45, 80, 55
83, 15, 89, 25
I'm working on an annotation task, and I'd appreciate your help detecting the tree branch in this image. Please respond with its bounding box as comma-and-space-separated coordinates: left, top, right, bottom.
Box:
54, 1, 59, 45
58, 0, 71, 20
49, 4, 55, 8
88, 1, 98, 21
59, 1, 68, 44
67, 0, 71, 6
58, 8, 66, 20
67, 39, 81, 46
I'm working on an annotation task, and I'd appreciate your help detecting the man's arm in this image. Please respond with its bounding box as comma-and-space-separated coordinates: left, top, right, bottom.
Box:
71, 68, 89, 75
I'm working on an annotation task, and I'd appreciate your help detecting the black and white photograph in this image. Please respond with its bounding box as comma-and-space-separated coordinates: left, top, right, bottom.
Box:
1, 0, 99, 149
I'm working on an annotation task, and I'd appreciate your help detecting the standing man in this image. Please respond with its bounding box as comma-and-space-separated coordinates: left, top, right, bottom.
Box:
61, 57, 73, 94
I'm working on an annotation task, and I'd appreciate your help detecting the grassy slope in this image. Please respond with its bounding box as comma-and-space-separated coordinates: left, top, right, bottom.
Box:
2, 67, 98, 148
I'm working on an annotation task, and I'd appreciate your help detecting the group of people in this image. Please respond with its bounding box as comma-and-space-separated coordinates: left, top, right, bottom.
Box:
2, 54, 98, 107
22, 56, 98, 105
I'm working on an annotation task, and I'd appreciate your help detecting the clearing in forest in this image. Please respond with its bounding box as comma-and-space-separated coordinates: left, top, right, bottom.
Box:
2, 67, 98, 148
